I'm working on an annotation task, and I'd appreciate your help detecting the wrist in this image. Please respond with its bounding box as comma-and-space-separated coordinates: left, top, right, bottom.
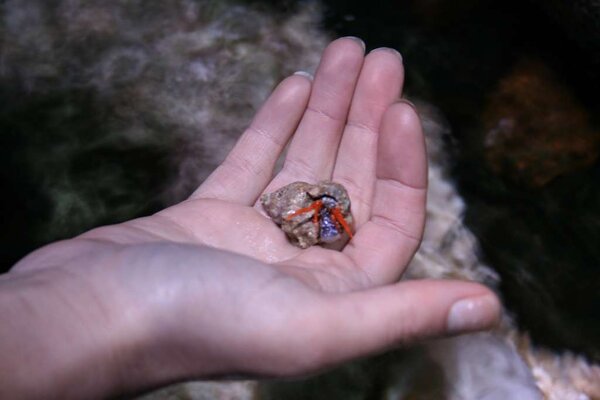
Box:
4, 240, 241, 398
0, 250, 155, 399
119, 244, 239, 383
81, 243, 237, 392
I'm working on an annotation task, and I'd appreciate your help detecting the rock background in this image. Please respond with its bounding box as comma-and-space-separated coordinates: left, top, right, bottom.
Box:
1, 0, 599, 398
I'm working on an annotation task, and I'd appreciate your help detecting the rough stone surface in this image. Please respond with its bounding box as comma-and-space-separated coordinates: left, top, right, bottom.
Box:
260, 181, 353, 248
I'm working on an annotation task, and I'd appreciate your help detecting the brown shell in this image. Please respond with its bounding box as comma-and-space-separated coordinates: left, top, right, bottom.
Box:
260, 181, 353, 249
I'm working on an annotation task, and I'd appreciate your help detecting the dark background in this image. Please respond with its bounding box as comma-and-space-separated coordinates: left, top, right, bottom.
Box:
1, 0, 598, 361
313, 0, 600, 361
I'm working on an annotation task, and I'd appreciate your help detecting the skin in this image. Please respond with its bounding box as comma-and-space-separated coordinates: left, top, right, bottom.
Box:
0, 38, 500, 399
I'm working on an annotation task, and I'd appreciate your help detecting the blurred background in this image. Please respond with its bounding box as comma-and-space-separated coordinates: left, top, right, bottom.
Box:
316, 0, 600, 363
1, 0, 598, 398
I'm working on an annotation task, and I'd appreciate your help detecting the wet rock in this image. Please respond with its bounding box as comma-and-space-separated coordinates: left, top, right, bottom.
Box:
483, 58, 600, 187
260, 181, 353, 249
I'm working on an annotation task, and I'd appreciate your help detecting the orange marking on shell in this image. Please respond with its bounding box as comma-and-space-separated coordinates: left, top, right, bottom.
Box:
331, 207, 353, 239
285, 200, 323, 223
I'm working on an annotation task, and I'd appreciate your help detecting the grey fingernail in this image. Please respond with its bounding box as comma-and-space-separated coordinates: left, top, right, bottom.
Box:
293, 70, 314, 80
342, 36, 366, 52
371, 47, 403, 62
446, 295, 500, 334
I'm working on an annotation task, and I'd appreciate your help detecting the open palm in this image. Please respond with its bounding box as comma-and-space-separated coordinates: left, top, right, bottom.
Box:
75, 37, 497, 371
10, 39, 499, 395
76, 38, 425, 292
147, 38, 426, 293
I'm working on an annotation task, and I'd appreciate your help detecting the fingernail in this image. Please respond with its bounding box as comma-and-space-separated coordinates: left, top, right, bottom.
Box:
370, 47, 403, 62
293, 70, 314, 80
446, 294, 500, 334
342, 36, 366, 52
397, 98, 417, 112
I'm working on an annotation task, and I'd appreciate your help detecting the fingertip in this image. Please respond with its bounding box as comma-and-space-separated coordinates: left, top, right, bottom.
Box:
358, 48, 405, 98
395, 98, 418, 114
383, 100, 421, 130
269, 73, 312, 112
337, 36, 366, 53
392, 280, 501, 339
279, 72, 312, 96
368, 47, 404, 64
402, 280, 501, 337
315, 280, 501, 364
293, 70, 314, 81
321, 37, 366, 71
446, 292, 502, 335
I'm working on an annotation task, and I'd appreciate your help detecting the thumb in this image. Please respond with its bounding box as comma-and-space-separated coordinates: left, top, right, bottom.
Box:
313, 279, 500, 367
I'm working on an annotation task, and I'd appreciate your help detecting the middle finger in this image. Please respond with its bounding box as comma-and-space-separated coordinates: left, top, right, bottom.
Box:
332, 48, 404, 227
262, 37, 365, 195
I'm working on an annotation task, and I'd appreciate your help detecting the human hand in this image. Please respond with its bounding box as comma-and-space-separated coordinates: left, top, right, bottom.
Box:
7, 38, 500, 398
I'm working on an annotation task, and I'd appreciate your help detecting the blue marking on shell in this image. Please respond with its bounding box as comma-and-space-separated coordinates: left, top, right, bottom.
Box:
319, 207, 341, 242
